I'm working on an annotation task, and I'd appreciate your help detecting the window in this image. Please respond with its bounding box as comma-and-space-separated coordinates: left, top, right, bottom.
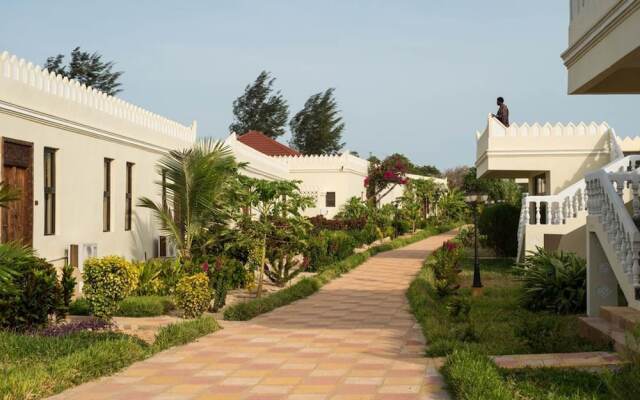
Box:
325, 191, 336, 207
125, 162, 133, 231
44, 148, 56, 235
103, 158, 112, 232
161, 169, 168, 212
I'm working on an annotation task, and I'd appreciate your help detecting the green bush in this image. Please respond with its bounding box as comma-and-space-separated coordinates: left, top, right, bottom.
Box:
477, 203, 520, 256
117, 296, 175, 317
83, 256, 138, 320
133, 260, 163, 296
174, 273, 211, 318
514, 313, 593, 353
516, 248, 586, 314
0, 245, 60, 330
325, 230, 357, 261
223, 278, 320, 321
428, 241, 464, 297
58, 264, 76, 318
68, 298, 91, 315
305, 233, 330, 271
204, 256, 246, 312
442, 349, 514, 400
152, 316, 218, 352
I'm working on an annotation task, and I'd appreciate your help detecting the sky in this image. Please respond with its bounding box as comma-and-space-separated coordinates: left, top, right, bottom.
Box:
2, 1, 639, 171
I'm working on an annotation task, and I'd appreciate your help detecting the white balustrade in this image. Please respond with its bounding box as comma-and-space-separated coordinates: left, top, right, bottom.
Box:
586, 167, 640, 292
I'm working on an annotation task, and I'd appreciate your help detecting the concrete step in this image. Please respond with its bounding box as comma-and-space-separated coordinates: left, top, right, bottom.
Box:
579, 316, 629, 354
601, 306, 640, 332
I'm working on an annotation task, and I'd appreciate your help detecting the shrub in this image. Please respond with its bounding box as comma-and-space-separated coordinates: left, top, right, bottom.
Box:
158, 258, 186, 295
58, 264, 77, 318
0, 247, 60, 330
308, 214, 367, 231
152, 316, 218, 352
174, 273, 211, 318
478, 203, 520, 256
305, 233, 331, 271
83, 256, 137, 320
68, 298, 91, 315
117, 296, 175, 317
133, 260, 163, 296
203, 257, 246, 312
428, 241, 463, 297
442, 349, 513, 400
325, 230, 357, 261
516, 248, 586, 314
224, 278, 320, 321
513, 313, 594, 353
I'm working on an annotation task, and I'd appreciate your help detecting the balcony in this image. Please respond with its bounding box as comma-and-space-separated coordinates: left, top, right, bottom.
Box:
563, 0, 640, 94
475, 115, 614, 194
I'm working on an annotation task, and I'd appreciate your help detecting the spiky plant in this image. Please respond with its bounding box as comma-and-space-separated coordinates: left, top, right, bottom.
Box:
516, 247, 586, 314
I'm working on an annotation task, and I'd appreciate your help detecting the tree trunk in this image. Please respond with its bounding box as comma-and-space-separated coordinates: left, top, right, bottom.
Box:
255, 235, 267, 298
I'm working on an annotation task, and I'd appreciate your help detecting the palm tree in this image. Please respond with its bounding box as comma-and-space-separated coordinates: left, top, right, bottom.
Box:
138, 139, 238, 260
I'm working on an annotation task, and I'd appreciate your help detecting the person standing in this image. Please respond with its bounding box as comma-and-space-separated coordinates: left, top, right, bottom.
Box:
492, 97, 509, 127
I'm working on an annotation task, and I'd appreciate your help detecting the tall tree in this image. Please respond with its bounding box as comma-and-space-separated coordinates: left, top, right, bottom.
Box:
290, 88, 345, 155
230, 71, 289, 138
44, 47, 124, 96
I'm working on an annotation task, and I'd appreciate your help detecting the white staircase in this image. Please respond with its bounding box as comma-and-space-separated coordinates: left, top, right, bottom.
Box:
585, 157, 640, 311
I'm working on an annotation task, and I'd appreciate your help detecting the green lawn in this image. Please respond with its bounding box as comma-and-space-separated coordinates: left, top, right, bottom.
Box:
0, 317, 218, 400
408, 256, 607, 357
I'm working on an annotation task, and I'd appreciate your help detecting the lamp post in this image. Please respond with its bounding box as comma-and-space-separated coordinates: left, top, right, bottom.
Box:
465, 193, 488, 293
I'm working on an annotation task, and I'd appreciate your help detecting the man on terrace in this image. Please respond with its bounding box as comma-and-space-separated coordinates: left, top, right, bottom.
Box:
492, 97, 509, 127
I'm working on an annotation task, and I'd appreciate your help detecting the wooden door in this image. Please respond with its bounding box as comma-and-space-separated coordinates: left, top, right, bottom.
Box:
1, 139, 33, 245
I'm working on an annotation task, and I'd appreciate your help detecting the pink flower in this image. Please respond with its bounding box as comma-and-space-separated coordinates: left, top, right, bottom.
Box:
383, 171, 395, 179
201, 261, 209, 273
364, 176, 370, 187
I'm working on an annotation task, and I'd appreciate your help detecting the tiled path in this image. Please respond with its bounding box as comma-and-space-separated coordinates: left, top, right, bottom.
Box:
50, 230, 456, 400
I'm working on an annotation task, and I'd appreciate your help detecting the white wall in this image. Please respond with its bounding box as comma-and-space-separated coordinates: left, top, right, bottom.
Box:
0, 51, 195, 266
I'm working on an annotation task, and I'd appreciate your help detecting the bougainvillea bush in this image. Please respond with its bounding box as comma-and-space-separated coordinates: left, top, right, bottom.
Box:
365, 154, 410, 205
83, 256, 138, 320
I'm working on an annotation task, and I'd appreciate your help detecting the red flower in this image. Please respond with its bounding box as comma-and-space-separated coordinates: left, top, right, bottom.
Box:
383, 170, 395, 180
201, 261, 209, 273
364, 176, 370, 187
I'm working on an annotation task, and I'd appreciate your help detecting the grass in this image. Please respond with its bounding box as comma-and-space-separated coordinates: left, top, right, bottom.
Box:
407, 256, 607, 356
0, 316, 218, 399
69, 295, 176, 317
224, 223, 458, 321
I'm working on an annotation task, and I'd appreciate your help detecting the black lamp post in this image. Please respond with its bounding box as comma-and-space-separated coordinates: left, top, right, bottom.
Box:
465, 193, 488, 290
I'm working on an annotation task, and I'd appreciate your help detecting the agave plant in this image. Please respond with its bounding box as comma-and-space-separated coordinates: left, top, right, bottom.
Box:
516, 247, 587, 314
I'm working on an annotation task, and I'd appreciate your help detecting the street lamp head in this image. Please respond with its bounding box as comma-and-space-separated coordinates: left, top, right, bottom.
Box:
464, 193, 489, 204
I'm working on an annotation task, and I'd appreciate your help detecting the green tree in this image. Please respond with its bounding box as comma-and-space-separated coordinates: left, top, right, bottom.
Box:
230, 71, 289, 138
44, 47, 124, 95
232, 178, 313, 297
138, 139, 238, 260
462, 167, 522, 205
290, 88, 345, 155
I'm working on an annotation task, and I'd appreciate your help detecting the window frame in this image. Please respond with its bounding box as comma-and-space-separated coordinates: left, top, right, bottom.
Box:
103, 158, 112, 232
43, 147, 57, 236
325, 191, 336, 208
125, 162, 134, 231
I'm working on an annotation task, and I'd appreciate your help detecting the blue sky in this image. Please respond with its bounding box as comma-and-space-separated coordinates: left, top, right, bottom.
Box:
2, 1, 639, 170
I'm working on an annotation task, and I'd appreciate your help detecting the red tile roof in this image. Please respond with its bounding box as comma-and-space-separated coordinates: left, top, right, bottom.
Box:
237, 130, 301, 156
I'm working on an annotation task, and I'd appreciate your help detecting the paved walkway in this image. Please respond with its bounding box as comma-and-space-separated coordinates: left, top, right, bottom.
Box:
51, 230, 457, 400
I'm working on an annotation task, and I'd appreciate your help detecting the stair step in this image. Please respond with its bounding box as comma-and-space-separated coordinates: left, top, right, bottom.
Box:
600, 306, 640, 332
579, 316, 629, 354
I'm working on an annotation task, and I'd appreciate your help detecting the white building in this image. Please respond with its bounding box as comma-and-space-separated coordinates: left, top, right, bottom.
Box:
0, 51, 196, 268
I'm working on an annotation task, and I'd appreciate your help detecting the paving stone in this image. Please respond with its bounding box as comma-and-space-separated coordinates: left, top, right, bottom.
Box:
48, 231, 457, 399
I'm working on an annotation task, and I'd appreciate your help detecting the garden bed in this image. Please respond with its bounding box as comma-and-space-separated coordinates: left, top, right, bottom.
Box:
0, 316, 218, 400
408, 256, 606, 356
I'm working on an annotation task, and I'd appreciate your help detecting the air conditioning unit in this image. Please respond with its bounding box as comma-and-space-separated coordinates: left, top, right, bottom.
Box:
68, 243, 98, 292
157, 236, 177, 258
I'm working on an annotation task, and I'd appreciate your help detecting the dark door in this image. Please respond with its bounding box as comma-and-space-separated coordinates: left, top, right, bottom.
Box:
1, 139, 33, 245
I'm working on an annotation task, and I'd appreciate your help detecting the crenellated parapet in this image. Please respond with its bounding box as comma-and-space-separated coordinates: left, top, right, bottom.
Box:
0, 51, 196, 146
275, 153, 369, 175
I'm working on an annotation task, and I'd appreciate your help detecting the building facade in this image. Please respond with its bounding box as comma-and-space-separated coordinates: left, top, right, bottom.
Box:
0, 51, 196, 269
